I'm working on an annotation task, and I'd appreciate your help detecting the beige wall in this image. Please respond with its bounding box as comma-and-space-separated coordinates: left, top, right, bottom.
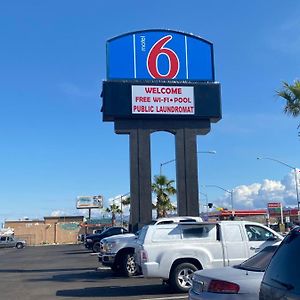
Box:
5, 216, 84, 246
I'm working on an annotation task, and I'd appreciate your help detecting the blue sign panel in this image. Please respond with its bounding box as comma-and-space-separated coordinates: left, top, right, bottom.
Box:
107, 30, 214, 81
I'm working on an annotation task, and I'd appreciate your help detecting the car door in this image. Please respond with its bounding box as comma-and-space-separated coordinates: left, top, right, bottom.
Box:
244, 224, 280, 257
0, 236, 8, 248
7, 236, 15, 248
0, 236, 7, 248
222, 223, 249, 266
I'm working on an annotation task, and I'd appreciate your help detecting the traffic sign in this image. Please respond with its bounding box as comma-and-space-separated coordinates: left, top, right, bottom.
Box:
267, 202, 281, 208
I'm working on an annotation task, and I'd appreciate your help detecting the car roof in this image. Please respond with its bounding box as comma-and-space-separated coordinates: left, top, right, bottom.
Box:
152, 216, 203, 224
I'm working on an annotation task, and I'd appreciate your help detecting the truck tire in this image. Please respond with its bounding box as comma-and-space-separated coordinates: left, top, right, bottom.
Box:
170, 262, 197, 292
16, 243, 24, 249
121, 253, 139, 277
92, 242, 100, 253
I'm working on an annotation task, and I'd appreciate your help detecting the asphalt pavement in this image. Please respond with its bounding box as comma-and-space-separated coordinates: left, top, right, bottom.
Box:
0, 244, 188, 300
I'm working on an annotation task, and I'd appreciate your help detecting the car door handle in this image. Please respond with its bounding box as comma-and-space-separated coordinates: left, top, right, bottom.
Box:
250, 246, 260, 250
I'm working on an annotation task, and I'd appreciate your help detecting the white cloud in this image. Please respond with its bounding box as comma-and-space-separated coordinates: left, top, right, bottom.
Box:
50, 210, 66, 217
216, 170, 299, 210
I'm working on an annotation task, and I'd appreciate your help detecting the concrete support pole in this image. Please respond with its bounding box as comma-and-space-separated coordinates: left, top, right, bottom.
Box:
129, 128, 152, 232
175, 128, 199, 216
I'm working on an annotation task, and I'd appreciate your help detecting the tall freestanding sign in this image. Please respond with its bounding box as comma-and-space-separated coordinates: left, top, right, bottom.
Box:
102, 30, 222, 232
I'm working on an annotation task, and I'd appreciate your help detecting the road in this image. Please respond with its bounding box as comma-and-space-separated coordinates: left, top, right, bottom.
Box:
0, 244, 188, 300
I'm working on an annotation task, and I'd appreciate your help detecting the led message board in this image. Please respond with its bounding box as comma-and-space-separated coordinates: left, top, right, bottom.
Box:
102, 81, 221, 121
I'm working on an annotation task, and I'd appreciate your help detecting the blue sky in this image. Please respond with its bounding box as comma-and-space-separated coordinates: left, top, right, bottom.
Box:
1, 1, 300, 224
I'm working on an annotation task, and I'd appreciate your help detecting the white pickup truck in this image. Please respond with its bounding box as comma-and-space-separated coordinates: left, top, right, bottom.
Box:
99, 216, 203, 277
135, 220, 283, 292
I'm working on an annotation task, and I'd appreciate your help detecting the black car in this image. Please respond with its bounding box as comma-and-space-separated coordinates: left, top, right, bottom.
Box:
259, 226, 300, 299
84, 226, 128, 252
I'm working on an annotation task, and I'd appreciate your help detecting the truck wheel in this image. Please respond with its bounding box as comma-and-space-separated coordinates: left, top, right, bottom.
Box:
121, 253, 139, 277
16, 243, 24, 249
170, 262, 197, 292
92, 242, 100, 253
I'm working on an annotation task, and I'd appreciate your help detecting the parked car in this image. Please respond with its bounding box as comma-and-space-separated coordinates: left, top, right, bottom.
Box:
85, 226, 128, 252
189, 244, 279, 300
0, 236, 26, 249
93, 227, 108, 234
99, 216, 203, 277
259, 226, 300, 299
135, 221, 282, 292
78, 227, 108, 243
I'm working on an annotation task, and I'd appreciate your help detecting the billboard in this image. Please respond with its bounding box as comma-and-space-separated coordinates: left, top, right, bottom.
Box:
76, 196, 103, 209
107, 29, 214, 81
102, 29, 222, 231
103, 30, 221, 122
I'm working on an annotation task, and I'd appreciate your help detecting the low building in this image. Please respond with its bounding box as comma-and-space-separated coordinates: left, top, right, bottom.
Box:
5, 216, 84, 246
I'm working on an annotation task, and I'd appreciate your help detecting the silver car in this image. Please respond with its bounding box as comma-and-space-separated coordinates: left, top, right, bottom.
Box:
189, 244, 279, 300
0, 236, 26, 249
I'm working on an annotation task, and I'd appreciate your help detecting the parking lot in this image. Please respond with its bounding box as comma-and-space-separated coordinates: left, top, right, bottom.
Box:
0, 244, 188, 300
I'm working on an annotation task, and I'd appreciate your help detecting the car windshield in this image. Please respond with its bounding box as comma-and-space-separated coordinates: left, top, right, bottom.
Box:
234, 245, 277, 272
100, 227, 112, 234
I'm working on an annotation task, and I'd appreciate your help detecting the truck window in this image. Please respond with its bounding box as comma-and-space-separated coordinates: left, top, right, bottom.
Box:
152, 226, 181, 242
245, 225, 275, 241
181, 224, 216, 240
156, 220, 174, 224
137, 225, 148, 243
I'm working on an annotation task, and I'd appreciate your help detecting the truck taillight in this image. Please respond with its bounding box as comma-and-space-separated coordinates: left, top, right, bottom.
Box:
140, 250, 148, 262
208, 279, 240, 294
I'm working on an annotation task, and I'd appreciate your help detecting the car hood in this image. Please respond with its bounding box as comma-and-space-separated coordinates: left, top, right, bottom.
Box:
102, 233, 136, 242
193, 266, 264, 294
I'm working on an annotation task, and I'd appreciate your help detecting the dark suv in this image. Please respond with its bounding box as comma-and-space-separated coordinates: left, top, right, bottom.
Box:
85, 226, 128, 252
259, 226, 300, 299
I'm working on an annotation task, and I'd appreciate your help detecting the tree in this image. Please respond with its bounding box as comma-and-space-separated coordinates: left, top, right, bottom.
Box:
277, 80, 300, 135
152, 175, 177, 218
106, 203, 122, 226
120, 195, 130, 227
121, 195, 131, 207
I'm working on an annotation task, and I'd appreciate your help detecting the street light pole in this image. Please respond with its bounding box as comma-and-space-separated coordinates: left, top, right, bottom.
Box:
199, 191, 208, 213
160, 159, 176, 176
159, 150, 216, 176
202, 184, 234, 210
257, 157, 300, 214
